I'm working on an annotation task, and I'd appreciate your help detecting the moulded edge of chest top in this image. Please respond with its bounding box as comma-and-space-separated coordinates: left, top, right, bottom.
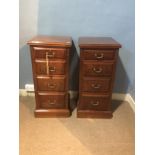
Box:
27, 35, 72, 48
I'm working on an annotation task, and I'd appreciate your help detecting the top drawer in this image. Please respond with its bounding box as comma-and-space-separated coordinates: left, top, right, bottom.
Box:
82, 49, 115, 60
33, 47, 66, 59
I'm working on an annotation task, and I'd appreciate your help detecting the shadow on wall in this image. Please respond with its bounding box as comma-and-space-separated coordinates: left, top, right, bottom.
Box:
19, 45, 33, 89
69, 41, 80, 91
113, 47, 131, 94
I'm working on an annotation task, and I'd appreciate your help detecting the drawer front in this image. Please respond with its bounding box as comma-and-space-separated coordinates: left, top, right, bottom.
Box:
38, 93, 66, 109
35, 60, 66, 75
83, 50, 115, 60
83, 62, 113, 77
82, 78, 111, 93
79, 94, 109, 111
33, 47, 66, 59
37, 77, 66, 91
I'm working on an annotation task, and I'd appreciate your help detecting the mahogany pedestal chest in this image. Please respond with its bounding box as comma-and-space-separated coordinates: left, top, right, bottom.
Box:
77, 37, 121, 118
27, 35, 72, 117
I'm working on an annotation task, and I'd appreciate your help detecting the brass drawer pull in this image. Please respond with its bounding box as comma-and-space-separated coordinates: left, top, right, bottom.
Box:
91, 84, 101, 89
93, 67, 103, 73
90, 101, 99, 106
47, 83, 56, 89
49, 66, 56, 72
94, 53, 104, 59
48, 100, 56, 105
47, 52, 55, 58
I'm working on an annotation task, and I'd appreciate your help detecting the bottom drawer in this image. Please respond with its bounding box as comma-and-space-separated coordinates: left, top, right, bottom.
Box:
79, 94, 110, 111
37, 92, 66, 109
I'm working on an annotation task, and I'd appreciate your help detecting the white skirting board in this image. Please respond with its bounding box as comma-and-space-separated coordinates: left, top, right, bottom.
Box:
112, 93, 135, 112
19, 89, 135, 112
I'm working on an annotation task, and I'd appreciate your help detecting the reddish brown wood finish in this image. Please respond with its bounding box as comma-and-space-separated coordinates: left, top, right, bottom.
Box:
83, 49, 115, 60
79, 94, 110, 111
82, 77, 111, 93
83, 61, 114, 77
28, 36, 72, 117
35, 60, 66, 75
36, 76, 66, 91
28, 35, 72, 47
33, 47, 66, 59
79, 37, 121, 48
77, 37, 121, 118
37, 92, 66, 109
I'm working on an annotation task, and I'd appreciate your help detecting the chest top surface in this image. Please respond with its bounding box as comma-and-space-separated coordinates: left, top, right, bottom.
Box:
27, 35, 72, 47
78, 37, 121, 49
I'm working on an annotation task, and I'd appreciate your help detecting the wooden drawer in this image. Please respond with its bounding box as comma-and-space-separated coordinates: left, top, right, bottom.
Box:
37, 92, 66, 109
33, 47, 66, 59
79, 94, 109, 111
35, 60, 66, 75
83, 49, 115, 60
37, 76, 66, 91
83, 61, 113, 77
82, 77, 111, 93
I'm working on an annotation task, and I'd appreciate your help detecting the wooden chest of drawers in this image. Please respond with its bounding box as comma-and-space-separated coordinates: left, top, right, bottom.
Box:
77, 37, 121, 118
27, 35, 72, 117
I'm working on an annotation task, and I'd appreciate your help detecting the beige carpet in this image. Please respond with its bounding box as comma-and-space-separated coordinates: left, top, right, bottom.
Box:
20, 96, 134, 155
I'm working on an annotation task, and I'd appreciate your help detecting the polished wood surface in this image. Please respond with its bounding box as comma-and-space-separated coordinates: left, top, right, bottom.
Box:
77, 109, 113, 118
82, 77, 111, 93
28, 35, 72, 47
37, 92, 66, 109
28, 35, 72, 117
83, 49, 115, 60
77, 37, 121, 118
79, 37, 121, 48
36, 76, 66, 91
79, 94, 110, 111
35, 60, 66, 75
34, 109, 70, 118
83, 61, 114, 77
33, 47, 66, 59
